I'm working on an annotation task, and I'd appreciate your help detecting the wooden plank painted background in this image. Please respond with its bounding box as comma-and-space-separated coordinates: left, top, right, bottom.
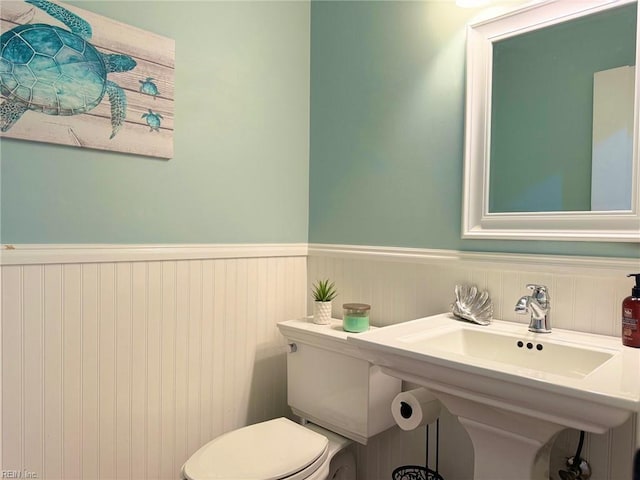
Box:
0, 0, 175, 159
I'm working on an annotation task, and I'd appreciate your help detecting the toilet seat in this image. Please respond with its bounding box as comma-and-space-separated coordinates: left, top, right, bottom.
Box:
181, 418, 329, 480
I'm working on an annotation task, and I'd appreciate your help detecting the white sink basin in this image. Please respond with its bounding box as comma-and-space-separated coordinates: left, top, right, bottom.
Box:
403, 324, 615, 379
348, 314, 640, 480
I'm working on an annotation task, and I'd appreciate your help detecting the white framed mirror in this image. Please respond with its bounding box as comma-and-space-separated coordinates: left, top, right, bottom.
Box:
462, 0, 640, 241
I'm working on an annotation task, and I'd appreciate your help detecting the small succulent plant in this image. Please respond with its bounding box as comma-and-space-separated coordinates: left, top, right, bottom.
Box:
312, 279, 337, 302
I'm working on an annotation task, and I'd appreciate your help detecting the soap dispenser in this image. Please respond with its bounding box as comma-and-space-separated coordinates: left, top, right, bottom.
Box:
623, 273, 640, 348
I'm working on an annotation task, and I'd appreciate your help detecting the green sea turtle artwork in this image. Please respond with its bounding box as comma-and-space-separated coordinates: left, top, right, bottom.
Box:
139, 77, 159, 99
0, 0, 137, 139
142, 108, 162, 132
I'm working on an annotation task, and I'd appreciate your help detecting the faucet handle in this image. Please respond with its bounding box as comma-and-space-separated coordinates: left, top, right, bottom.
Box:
526, 284, 550, 302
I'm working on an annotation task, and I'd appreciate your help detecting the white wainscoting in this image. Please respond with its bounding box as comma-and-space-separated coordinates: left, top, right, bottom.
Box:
1, 244, 307, 480
2, 243, 638, 480
308, 244, 640, 480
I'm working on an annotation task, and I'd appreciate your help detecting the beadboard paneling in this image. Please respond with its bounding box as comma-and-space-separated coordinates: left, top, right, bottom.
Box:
3, 243, 637, 480
309, 244, 639, 480
1, 251, 306, 480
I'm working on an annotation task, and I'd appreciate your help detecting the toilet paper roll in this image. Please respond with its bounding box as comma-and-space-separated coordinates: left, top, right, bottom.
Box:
391, 388, 441, 431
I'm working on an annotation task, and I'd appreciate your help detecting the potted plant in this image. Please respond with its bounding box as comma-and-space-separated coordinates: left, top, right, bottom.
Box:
311, 279, 337, 325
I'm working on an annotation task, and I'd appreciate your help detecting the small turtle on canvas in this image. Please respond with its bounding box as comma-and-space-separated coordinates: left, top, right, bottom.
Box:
139, 77, 159, 99
0, 0, 137, 139
142, 108, 162, 132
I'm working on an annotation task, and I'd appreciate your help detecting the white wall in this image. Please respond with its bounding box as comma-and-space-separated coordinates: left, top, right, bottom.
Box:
308, 244, 639, 480
1, 244, 307, 480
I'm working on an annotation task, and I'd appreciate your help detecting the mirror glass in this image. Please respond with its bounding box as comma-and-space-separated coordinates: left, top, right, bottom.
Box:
489, 3, 636, 213
462, 0, 640, 241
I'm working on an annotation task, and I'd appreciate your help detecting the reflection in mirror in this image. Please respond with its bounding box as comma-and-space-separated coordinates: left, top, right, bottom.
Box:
592, 65, 635, 211
462, 0, 640, 241
489, 3, 636, 213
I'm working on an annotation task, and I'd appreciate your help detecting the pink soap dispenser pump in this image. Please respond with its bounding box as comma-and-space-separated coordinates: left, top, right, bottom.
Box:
622, 273, 640, 348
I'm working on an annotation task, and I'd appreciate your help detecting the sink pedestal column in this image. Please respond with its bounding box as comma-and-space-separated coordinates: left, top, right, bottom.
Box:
437, 392, 564, 480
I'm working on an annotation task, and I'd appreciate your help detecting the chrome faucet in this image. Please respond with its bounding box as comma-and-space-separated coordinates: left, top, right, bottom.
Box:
515, 284, 551, 333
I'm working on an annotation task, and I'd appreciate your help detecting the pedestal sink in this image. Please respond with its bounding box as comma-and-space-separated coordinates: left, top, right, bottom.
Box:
348, 314, 640, 480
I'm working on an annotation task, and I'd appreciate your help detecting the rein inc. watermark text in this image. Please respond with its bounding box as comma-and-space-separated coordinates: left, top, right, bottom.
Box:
1, 471, 38, 479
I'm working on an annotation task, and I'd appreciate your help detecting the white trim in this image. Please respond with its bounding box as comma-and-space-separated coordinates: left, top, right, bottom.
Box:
309, 243, 461, 263
1, 242, 637, 273
463, 0, 640, 242
0, 243, 309, 265
309, 243, 640, 273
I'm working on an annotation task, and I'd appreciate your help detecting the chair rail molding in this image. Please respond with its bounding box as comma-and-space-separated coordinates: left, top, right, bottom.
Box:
0, 243, 309, 265
308, 243, 640, 274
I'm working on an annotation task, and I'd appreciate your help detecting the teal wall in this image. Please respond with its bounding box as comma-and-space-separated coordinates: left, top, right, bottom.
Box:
0, 1, 310, 243
2, 0, 638, 258
309, 1, 639, 258
490, 3, 636, 213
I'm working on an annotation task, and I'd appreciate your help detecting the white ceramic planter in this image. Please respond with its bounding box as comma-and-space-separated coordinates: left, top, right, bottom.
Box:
313, 301, 332, 325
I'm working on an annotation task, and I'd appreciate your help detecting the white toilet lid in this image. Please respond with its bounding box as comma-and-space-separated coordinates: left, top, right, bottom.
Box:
182, 418, 329, 480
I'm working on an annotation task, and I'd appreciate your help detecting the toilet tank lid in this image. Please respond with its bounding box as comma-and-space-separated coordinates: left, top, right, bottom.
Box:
278, 318, 383, 360
182, 417, 328, 480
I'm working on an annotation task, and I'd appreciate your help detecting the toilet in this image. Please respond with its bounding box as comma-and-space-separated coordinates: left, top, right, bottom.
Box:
181, 318, 402, 480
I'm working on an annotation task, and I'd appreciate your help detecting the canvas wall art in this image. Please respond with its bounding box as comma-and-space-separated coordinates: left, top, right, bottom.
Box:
0, 0, 175, 159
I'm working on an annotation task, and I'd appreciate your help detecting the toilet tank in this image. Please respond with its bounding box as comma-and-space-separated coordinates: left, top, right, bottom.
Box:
277, 318, 401, 445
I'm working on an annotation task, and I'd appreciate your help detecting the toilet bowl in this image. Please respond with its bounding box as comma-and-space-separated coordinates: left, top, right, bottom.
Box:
181, 418, 354, 480
181, 318, 401, 480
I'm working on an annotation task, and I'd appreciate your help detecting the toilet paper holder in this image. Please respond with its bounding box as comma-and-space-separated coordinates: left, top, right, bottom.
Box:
400, 401, 413, 419
392, 420, 445, 480
392, 388, 445, 480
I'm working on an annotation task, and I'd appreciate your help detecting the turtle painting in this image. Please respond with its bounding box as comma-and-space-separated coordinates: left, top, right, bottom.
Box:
0, 0, 137, 139
139, 77, 159, 99
142, 108, 162, 132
